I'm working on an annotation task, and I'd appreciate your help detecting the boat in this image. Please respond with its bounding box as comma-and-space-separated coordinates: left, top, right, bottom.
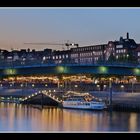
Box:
62, 95, 106, 110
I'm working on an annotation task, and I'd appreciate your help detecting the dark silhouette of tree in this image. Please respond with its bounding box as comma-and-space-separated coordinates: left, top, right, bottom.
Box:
127, 52, 138, 64
108, 53, 116, 63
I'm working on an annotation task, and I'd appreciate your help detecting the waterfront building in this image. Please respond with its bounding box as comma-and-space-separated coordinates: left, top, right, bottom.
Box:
0, 32, 139, 65
51, 50, 71, 64
135, 44, 140, 63
70, 44, 106, 64
105, 33, 138, 63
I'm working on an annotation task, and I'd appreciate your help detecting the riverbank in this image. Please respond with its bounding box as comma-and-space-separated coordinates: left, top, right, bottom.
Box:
1, 88, 140, 112
90, 91, 140, 112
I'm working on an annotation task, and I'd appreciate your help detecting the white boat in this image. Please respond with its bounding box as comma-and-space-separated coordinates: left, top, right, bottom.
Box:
62, 96, 106, 110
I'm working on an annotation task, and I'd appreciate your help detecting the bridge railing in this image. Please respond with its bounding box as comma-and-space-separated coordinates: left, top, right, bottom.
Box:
0, 59, 139, 68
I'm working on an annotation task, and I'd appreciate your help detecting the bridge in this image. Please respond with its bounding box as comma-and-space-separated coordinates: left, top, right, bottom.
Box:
0, 61, 140, 109
0, 62, 140, 77
0, 89, 63, 106
21, 90, 62, 106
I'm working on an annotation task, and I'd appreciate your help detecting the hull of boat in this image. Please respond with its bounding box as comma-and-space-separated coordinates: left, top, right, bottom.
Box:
62, 105, 105, 110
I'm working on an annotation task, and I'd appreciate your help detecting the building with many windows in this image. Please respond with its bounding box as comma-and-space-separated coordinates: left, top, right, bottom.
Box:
104, 32, 138, 63
70, 44, 107, 64
51, 50, 71, 64
0, 32, 139, 65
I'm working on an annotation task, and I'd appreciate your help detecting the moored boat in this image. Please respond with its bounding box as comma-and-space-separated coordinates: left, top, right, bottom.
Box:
62, 95, 106, 110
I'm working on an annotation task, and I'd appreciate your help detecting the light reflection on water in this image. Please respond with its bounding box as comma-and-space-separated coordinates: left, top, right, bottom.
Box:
0, 102, 140, 132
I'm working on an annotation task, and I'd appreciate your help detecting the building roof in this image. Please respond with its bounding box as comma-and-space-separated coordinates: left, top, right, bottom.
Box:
114, 38, 138, 49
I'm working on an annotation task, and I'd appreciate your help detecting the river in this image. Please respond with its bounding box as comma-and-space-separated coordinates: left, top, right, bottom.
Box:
0, 102, 140, 132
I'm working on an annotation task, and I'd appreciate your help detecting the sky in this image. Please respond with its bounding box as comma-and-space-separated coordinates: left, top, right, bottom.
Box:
0, 8, 140, 51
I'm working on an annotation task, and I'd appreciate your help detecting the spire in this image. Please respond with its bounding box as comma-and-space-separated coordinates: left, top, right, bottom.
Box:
127, 32, 129, 39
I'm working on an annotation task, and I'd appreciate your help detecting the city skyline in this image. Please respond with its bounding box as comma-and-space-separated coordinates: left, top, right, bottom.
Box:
0, 8, 140, 50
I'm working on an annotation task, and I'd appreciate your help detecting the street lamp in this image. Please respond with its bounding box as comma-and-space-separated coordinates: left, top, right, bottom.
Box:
126, 54, 129, 64
32, 84, 35, 87
20, 83, 24, 96
103, 85, 107, 91
74, 85, 78, 88
96, 84, 100, 91
121, 85, 124, 92
132, 77, 136, 94
109, 78, 112, 111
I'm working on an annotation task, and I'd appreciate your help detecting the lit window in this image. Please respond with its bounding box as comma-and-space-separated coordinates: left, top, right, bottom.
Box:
138, 52, 140, 56
66, 54, 68, 58
43, 56, 46, 61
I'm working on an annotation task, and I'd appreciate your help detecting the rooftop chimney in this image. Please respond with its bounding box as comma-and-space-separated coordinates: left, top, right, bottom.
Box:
127, 32, 129, 39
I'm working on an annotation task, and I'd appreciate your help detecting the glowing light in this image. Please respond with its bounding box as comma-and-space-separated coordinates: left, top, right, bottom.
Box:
104, 85, 107, 88
121, 85, 124, 88
97, 85, 100, 87
74, 85, 78, 88
56, 66, 64, 73
4, 69, 17, 75
43, 56, 46, 61
94, 80, 98, 84
109, 78, 112, 81
99, 66, 108, 73
134, 68, 140, 75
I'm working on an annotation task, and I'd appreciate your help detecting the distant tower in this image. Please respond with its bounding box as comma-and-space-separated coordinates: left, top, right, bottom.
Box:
120, 36, 123, 42
127, 32, 129, 39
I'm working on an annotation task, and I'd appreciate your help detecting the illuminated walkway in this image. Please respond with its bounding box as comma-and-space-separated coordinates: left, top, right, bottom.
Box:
20, 89, 63, 106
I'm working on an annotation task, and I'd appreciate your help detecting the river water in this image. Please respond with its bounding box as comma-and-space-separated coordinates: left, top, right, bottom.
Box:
0, 102, 140, 132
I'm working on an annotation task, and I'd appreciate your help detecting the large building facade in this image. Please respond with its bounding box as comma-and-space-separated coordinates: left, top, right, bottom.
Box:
0, 33, 139, 65
69, 32, 139, 64
70, 44, 106, 64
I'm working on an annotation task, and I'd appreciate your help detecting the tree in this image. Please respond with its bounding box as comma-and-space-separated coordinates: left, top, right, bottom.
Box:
108, 53, 116, 63
97, 56, 104, 64
127, 52, 138, 64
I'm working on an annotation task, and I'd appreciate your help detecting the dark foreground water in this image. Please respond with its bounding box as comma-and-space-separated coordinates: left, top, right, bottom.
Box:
0, 103, 140, 132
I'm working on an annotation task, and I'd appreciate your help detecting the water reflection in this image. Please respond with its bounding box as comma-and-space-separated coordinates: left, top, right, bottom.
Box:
0, 103, 140, 132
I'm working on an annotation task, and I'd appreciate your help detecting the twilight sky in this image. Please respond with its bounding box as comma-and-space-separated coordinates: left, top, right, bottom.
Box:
0, 8, 140, 51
